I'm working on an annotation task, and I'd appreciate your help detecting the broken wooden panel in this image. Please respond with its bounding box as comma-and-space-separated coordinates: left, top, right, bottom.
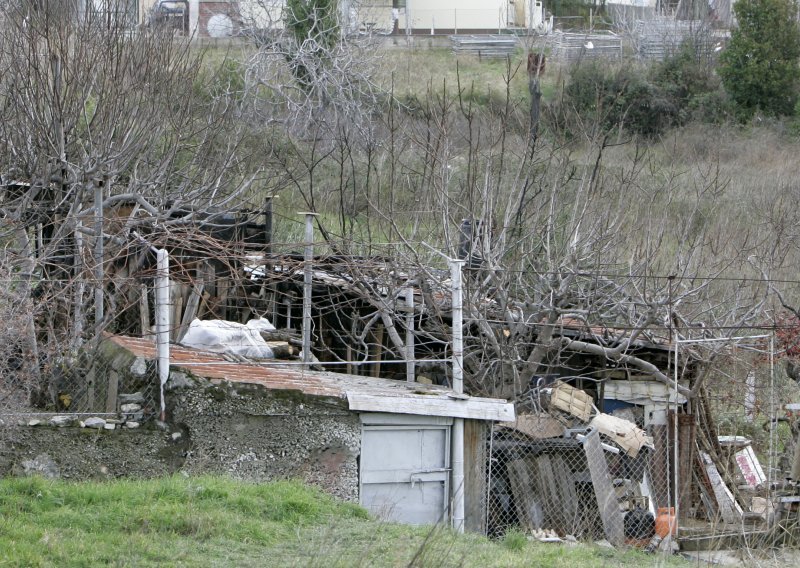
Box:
550, 381, 594, 422
590, 412, 654, 458
500, 413, 564, 439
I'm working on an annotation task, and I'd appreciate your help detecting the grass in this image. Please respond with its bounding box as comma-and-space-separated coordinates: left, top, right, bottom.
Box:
0, 475, 688, 567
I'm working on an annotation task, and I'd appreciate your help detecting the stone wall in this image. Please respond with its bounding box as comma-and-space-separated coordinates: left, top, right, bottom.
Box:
0, 377, 362, 502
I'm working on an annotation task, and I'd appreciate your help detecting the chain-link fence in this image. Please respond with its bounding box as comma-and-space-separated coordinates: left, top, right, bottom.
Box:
484, 386, 668, 549
478, 334, 800, 556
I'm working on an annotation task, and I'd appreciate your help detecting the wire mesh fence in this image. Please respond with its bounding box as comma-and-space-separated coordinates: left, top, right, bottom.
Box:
476, 334, 800, 558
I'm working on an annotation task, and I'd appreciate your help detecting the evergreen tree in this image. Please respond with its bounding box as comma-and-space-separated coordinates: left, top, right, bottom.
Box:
719, 0, 800, 118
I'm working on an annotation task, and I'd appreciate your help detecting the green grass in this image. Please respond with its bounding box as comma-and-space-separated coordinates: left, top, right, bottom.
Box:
0, 475, 688, 567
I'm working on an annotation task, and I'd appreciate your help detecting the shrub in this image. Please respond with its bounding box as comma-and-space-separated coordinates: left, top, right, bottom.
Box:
650, 41, 729, 125
558, 61, 674, 138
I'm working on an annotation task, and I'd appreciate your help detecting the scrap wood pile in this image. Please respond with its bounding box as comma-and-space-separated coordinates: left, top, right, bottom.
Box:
488, 380, 784, 552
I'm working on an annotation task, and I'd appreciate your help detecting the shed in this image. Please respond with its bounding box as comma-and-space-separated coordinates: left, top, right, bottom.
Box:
101, 335, 515, 529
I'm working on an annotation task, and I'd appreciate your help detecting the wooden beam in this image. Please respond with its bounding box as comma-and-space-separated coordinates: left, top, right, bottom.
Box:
176, 278, 204, 343
346, 392, 515, 422
139, 284, 150, 337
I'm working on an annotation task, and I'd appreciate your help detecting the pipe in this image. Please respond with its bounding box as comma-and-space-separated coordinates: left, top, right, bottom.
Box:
450, 258, 465, 533
156, 249, 170, 420
94, 181, 104, 334
301, 213, 317, 365
406, 287, 415, 382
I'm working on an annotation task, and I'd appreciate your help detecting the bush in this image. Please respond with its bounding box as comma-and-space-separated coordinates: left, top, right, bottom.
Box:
557, 61, 674, 138
553, 44, 730, 138
650, 41, 729, 125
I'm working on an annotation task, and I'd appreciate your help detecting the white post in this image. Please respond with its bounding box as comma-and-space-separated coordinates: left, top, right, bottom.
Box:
406, 0, 412, 42
94, 182, 104, 334
72, 222, 85, 351
454, 9, 457, 34
431, 15, 434, 35
405, 287, 415, 382
672, 338, 680, 535
301, 212, 317, 365
450, 259, 465, 533
188, 0, 199, 36
156, 249, 170, 421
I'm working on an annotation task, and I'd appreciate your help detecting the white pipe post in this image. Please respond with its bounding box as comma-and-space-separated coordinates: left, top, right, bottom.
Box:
450, 258, 465, 533
72, 222, 85, 351
301, 213, 317, 365
672, 338, 679, 536
156, 249, 170, 421
94, 182, 104, 335
188, 0, 199, 36
406, 0, 412, 41
405, 287, 415, 382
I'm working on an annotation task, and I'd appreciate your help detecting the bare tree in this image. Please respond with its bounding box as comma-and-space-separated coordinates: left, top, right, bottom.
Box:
240, 0, 386, 131
0, 1, 260, 407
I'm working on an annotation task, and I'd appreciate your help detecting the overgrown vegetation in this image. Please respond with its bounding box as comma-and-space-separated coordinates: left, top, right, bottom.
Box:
554, 43, 726, 138
0, 475, 688, 567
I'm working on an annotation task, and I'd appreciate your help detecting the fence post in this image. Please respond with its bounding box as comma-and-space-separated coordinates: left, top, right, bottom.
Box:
94, 181, 104, 334
405, 287, 415, 382
156, 249, 170, 421
301, 212, 318, 364
450, 258, 465, 533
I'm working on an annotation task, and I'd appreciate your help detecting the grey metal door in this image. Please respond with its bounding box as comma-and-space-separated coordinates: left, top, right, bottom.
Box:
360, 414, 451, 525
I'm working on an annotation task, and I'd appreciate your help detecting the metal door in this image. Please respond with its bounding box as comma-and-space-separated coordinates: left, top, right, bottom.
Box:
360, 414, 451, 525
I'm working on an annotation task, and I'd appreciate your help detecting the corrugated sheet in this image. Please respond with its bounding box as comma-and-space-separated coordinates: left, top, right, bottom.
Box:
107, 335, 515, 421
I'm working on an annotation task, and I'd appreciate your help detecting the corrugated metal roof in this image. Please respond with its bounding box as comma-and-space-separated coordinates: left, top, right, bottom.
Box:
108, 335, 515, 422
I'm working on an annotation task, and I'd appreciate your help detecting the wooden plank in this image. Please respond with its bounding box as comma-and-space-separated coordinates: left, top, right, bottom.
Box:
139, 284, 150, 337
216, 278, 228, 321
535, 455, 561, 530
371, 324, 384, 378
346, 392, 515, 422
648, 424, 670, 509
700, 451, 743, 524
176, 278, 204, 343
464, 420, 487, 534
508, 457, 542, 531
677, 413, 696, 519
552, 455, 580, 534
582, 429, 625, 546
105, 369, 119, 413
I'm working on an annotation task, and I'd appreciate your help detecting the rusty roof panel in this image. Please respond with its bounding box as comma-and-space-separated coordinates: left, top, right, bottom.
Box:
106, 335, 515, 421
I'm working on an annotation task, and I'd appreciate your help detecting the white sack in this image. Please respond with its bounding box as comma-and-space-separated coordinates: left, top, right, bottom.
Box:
180, 319, 274, 359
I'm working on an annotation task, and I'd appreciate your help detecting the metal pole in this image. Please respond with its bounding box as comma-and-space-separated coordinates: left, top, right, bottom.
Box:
156, 249, 170, 421
769, 333, 776, 488
405, 287, 415, 382
301, 213, 317, 365
672, 334, 680, 534
406, 0, 412, 42
94, 181, 104, 334
450, 258, 465, 533
72, 222, 85, 351
450, 260, 464, 394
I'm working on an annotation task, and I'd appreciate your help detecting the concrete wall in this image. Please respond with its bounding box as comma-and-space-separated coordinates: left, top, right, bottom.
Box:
0, 378, 361, 502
